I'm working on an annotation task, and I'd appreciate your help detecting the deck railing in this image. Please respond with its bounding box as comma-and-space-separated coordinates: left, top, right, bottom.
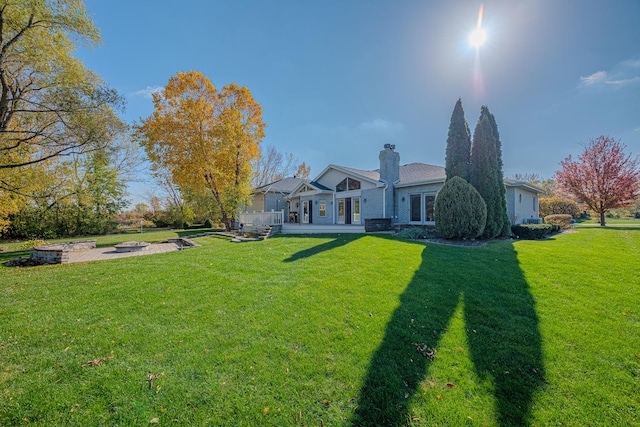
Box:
239, 210, 285, 226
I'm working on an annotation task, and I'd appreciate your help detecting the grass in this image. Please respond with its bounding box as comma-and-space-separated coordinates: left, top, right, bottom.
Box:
574, 217, 640, 226
1, 229, 638, 426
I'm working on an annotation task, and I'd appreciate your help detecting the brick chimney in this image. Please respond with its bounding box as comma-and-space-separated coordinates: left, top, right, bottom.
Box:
379, 144, 400, 184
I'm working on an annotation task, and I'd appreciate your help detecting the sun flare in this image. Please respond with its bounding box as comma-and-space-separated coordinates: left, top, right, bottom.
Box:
469, 28, 487, 48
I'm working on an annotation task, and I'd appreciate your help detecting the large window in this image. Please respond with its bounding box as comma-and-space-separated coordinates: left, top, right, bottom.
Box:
410, 194, 421, 222
410, 193, 436, 223
425, 195, 435, 221
336, 177, 361, 192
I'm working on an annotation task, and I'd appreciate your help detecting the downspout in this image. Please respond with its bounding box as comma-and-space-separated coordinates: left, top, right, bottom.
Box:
382, 183, 388, 218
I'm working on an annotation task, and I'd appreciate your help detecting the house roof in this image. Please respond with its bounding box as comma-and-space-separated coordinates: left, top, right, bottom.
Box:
254, 177, 309, 194
325, 163, 446, 186
504, 179, 546, 194
287, 179, 334, 198
397, 163, 446, 186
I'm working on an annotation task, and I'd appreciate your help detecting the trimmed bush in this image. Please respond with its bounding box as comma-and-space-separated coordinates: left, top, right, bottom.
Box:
511, 224, 558, 240
183, 221, 191, 229
539, 196, 580, 218
203, 218, 214, 228
398, 227, 434, 240
435, 176, 487, 239
544, 214, 573, 229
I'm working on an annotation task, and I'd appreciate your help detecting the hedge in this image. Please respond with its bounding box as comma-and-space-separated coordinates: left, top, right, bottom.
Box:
511, 223, 560, 240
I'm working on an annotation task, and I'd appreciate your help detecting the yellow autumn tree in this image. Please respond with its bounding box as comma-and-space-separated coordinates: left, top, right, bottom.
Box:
137, 71, 265, 229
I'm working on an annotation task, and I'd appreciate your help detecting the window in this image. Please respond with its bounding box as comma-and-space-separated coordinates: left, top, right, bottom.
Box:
410, 193, 436, 222
425, 195, 435, 221
533, 196, 537, 212
353, 198, 360, 223
319, 200, 326, 217
410, 195, 421, 222
336, 177, 361, 192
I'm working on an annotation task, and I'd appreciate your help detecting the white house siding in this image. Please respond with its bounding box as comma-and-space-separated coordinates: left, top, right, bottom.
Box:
361, 187, 384, 219
313, 197, 334, 225
395, 183, 441, 224
506, 187, 539, 224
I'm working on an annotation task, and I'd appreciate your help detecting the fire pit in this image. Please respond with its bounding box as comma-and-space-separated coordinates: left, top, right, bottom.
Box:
114, 241, 150, 253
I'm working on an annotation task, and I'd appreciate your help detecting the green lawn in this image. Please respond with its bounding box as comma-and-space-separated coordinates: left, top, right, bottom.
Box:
1, 229, 638, 426
575, 217, 640, 226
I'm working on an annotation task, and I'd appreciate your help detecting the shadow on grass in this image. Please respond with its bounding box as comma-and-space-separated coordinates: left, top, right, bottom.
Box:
0, 249, 31, 265
352, 242, 545, 426
282, 234, 364, 262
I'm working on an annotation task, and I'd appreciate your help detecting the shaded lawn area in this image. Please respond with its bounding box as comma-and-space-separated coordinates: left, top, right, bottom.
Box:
0, 229, 638, 426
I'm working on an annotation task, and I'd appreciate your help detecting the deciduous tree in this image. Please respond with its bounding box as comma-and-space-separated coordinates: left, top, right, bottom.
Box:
0, 1, 124, 172
253, 145, 308, 187
137, 71, 265, 229
555, 136, 640, 226
0, 1, 126, 233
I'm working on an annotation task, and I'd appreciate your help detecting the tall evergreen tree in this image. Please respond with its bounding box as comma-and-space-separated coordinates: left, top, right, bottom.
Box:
470, 106, 510, 238
445, 99, 472, 181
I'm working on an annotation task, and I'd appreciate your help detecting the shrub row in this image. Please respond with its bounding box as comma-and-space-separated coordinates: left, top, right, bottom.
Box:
544, 214, 573, 229
511, 223, 560, 240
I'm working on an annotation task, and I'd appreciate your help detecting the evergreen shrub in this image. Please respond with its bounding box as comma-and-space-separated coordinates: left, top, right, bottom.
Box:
544, 214, 573, 229
398, 227, 433, 240
204, 218, 214, 228
435, 176, 487, 239
511, 224, 558, 239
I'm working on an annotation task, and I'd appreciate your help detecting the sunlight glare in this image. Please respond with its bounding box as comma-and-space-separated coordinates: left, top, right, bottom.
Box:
469, 28, 487, 48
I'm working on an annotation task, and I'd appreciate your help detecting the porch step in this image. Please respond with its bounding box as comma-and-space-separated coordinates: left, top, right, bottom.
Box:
280, 224, 365, 234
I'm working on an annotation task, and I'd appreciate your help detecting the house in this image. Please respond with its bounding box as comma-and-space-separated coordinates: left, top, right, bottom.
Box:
248, 177, 308, 222
245, 145, 543, 232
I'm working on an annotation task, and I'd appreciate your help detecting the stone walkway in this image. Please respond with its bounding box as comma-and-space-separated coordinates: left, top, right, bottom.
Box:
68, 242, 183, 263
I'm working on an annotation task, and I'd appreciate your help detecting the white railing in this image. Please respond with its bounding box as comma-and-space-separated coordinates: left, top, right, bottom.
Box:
239, 210, 285, 226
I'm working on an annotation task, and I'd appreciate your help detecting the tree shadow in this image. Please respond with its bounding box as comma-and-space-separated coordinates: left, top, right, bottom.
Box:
352, 242, 545, 426
281, 234, 363, 263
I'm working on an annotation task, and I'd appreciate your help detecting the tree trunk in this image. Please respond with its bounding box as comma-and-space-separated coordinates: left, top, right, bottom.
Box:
599, 209, 606, 227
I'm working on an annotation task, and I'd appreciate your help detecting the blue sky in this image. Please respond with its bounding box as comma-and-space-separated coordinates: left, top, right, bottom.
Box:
77, 0, 640, 204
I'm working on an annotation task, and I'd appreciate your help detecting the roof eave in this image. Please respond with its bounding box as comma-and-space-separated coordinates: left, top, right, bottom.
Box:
395, 178, 446, 188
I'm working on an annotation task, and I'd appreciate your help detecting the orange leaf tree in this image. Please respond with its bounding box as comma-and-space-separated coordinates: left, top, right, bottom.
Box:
137, 71, 265, 229
555, 136, 640, 226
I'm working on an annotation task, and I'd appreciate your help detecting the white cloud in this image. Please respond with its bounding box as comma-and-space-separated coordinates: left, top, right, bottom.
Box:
358, 118, 404, 133
129, 85, 163, 98
579, 59, 640, 88
579, 71, 607, 86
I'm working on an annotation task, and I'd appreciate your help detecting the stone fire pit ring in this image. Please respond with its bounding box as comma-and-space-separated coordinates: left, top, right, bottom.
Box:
114, 241, 150, 253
